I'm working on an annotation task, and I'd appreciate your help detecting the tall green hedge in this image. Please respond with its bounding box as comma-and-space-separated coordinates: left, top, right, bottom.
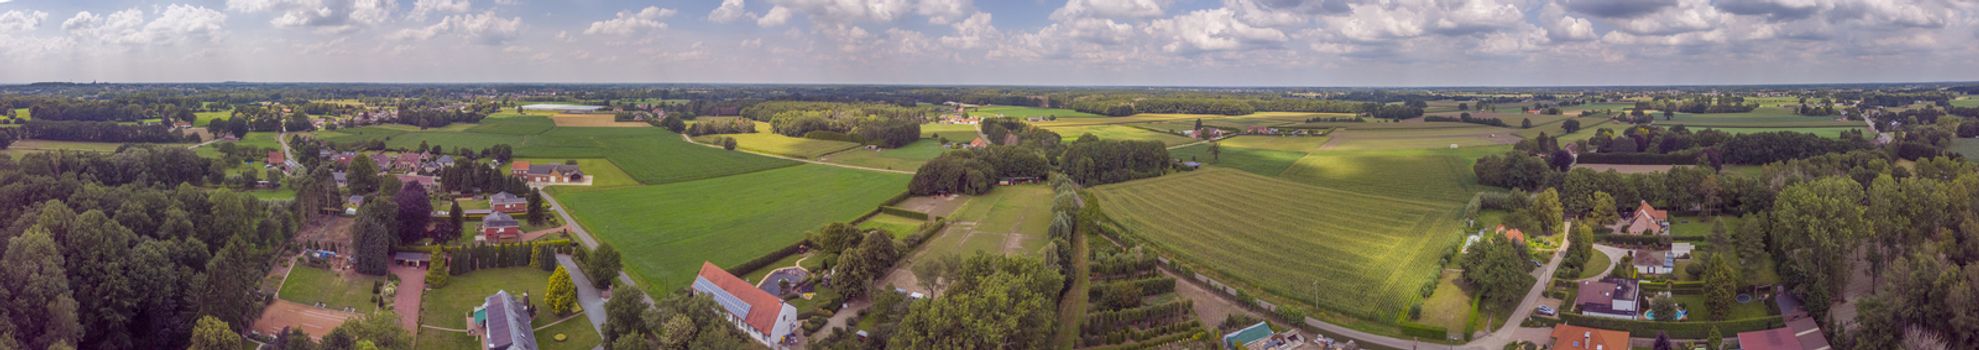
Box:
1559, 313, 1782, 338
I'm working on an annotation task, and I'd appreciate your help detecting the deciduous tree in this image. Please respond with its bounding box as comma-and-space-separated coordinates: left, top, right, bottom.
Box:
187, 316, 238, 350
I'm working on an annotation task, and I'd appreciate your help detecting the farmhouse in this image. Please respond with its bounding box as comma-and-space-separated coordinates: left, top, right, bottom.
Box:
513, 162, 584, 183
691, 262, 799, 349
520, 103, 605, 114
473, 290, 537, 350
1550, 325, 1629, 350
967, 137, 990, 149
1495, 224, 1526, 244
1573, 277, 1639, 319
481, 212, 523, 241
332, 171, 348, 188
490, 192, 527, 214
266, 151, 285, 167
1624, 200, 1670, 235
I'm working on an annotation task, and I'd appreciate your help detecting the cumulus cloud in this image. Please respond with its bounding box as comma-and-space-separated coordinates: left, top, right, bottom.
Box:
64, 5, 227, 45
391, 10, 519, 45
757, 6, 792, 27
585, 6, 675, 35
917, 0, 971, 24
1148, 8, 1287, 53
765, 0, 910, 23
0, 10, 48, 32
410, 0, 472, 20
226, 0, 396, 31
1052, 0, 1168, 20
709, 0, 751, 23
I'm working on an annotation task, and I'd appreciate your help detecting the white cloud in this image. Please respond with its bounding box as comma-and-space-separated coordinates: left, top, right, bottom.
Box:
938, 12, 998, 49
757, 6, 792, 27
709, 0, 751, 23
917, 0, 971, 24
1148, 8, 1287, 53
64, 5, 227, 45
0, 10, 48, 32
391, 10, 519, 45
226, 0, 397, 32
766, 0, 910, 23
410, 0, 472, 20
1052, 0, 1168, 20
585, 6, 675, 35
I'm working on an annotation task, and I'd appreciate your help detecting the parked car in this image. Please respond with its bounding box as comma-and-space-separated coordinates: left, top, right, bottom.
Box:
1536, 306, 1557, 316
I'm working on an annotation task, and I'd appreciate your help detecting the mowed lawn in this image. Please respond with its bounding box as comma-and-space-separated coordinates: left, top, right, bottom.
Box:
1170, 142, 1310, 176
550, 165, 910, 291
1044, 125, 1197, 147
922, 123, 980, 143
914, 184, 1055, 261
970, 105, 1101, 118
1278, 146, 1504, 203
1091, 169, 1468, 323
420, 267, 555, 329
857, 212, 928, 239
277, 265, 382, 312
822, 139, 947, 171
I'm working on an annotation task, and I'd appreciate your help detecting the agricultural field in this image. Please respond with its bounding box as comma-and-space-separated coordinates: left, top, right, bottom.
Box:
1168, 135, 1330, 175
1033, 113, 1232, 127
1319, 125, 1519, 151
1090, 169, 1468, 324
466, 116, 556, 135
1658, 107, 1856, 128
1148, 112, 1351, 130
11, 108, 27, 120
1515, 116, 1612, 140
1044, 125, 1197, 147
320, 123, 797, 185
921, 123, 981, 142
693, 124, 863, 159
549, 164, 910, 291
1953, 97, 1979, 108
970, 105, 1101, 118
820, 139, 947, 171
1278, 146, 1504, 203
903, 184, 1056, 274
550, 113, 646, 127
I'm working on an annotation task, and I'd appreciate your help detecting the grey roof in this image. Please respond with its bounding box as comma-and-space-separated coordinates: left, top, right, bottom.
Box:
525, 164, 583, 176
393, 252, 431, 262
347, 195, 364, 204
490, 192, 525, 206
482, 212, 520, 228
483, 290, 536, 350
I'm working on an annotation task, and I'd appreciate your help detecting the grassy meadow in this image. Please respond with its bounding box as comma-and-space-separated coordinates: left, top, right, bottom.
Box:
693, 123, 863, 159
320, 122, 796, 185
1278, 146, 1501, 203
1090, 169, 1467, 324
821, 139, 947, 171
419, 267, 555, 329
549, 164, 910, 291
913, 184, 1056, 261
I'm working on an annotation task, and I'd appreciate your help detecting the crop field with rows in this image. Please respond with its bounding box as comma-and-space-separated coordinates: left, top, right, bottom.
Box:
1090, 169, 1467, 322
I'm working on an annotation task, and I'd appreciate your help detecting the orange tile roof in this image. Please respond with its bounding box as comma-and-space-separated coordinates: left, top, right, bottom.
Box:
1551, 325, 1629, 350
696, 262, 782, 335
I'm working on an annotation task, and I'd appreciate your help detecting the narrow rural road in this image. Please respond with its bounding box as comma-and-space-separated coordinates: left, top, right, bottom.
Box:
1466, 221, 1575, 348
679, 133, 913, 175
555, 254, 609, 335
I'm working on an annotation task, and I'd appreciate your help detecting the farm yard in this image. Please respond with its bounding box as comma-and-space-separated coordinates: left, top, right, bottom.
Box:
1090, 169, 1468, 326
549, 164, 910, 291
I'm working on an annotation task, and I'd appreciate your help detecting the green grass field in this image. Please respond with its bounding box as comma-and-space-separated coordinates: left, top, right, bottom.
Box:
921, 123, 980, 143
514, 158, 639, 188
4, 139, 193, 158
1090, 169, 1467, 324
1953, 98, 1979, 108
1579, 249, 1612, 279
857, 212, 928, 239
1034, 113, 1231, 127
1279, 146, 1502, 203
1044, 125, 1197, 146
1169, 143, 1309, 175
913, 185, 1055, 261
1953, 139, 1979, 159
970, 105, 1101, 118
419, 267, 554, 329
534, 316, 602, 350
694, 125, 863, 159
277, 266, 381, 312
821, 139, 947, 171
1320, 126, 1516, 151
322, 124, 797, 185
414, 329, 477, 350
467, 116, 557, 135
550, 165, 910, 291
1418, 271, 1472, 332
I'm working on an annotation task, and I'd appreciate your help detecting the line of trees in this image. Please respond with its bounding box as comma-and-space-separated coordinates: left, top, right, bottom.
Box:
1063, 97, 1362, 117
908, 145, 1051, 195
25, 120, 196, 143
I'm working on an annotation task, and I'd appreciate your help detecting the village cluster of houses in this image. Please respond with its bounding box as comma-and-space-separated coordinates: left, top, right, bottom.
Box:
1559, 282, 1831, 350
320, 148, 587, 245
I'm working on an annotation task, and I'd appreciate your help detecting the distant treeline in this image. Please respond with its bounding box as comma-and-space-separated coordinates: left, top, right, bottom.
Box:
744, 101, 935, 148
25, 120, 194, 143
1062, 97, 1363, 117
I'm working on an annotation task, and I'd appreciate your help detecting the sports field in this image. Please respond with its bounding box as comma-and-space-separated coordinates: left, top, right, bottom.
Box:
549, 164, 910, 291
1091, 169, 1467, 322
1044, 125, 1197, 146
821, 139, 947, 171
970, 105, 1101, 118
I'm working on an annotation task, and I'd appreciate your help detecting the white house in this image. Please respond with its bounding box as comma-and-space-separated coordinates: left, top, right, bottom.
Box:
692, 262, 800, 349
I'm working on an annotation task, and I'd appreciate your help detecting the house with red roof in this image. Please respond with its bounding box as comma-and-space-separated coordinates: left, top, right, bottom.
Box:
480, 212, 523, 241
1625, 200, 1670, 235
267, 151, 285, 166
692, 262, 799, 349
1551, 325, 1629, 350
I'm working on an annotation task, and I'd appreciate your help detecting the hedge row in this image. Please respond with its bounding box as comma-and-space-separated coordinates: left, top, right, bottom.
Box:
440, 240, 577, 276
1089, 276, 1177, 301
1576, 151, 1702, 165
1597, 234, 1672, 247
1638, 280, 1706, 293
1560, 313, 1783, 338
877, 206, 931, 220
1081, 320, 1201, 346
1091, 254, 1158, 279
727, 240, 807, 277
1083, 300, 1193, 334
1081, 329, 1211, 350
900, 219, 948, 250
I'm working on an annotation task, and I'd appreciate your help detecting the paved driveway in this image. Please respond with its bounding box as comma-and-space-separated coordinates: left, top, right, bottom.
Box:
556, 254, 608, 335
388, 265, 427, 332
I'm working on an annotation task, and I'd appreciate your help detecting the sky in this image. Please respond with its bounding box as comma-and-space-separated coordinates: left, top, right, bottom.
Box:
1, 0, 1978, 87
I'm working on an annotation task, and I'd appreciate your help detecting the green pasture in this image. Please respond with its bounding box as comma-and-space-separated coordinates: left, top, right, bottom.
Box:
1169, 142, 1310, 176
466, 116, 557, 135
1319, 126, 1517, 151
535, 316, 602, 350
857, 212, 928, 240
912, 184, 1055, 263
1952, 139, 1979, 159
1091, 169, 1468, 327
694, 124, 863, 159
1034, 113, 1232, 127
1659, 107, 1857, 128
970, 105, 1101, 118
1952, 98, 1979, 108
1044, 125, 1197, 147
549, 164, 909, 292
1278, 146, 1504, 203
921, 123, 981, 143
821, 139, 947, 171
321, 125, 796, 185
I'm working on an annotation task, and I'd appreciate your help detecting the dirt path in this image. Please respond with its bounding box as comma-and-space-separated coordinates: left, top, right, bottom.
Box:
388, 265, 426, 332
